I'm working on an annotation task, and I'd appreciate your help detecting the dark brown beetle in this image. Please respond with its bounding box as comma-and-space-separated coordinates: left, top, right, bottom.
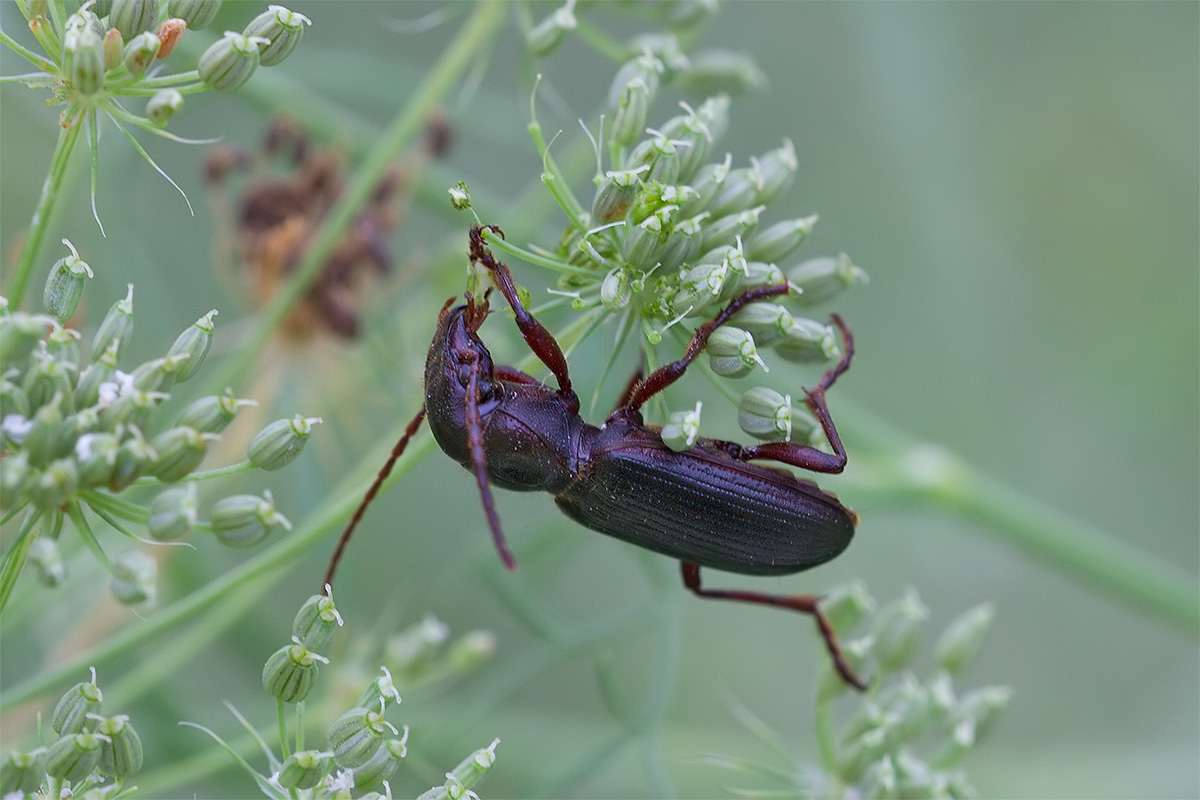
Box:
326, 226, 865, 689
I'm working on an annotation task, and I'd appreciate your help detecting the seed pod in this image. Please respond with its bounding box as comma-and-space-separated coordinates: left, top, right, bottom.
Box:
168, 0, 222, 29
147, 484, 197, 540
592, 168, 644, 224
96, 714, 143, 777
746, 214, 817, 264
328, 707, 393, 769
52, 668, 103, 735
293, 591, 342, 652
146, 88, 183, 126
355, 666, 402, 714
30, 457, 79, 513
44, 732, 105, 783
752, 139, 798, 206
262, 639, 325, 703
122, 31, 161, 78
660, 402, 702, 452
276, 749, 332, 790
786, 253, 868, 307
934, 603, 995, 676
176, 388, 254, 433
247, 414, 321, 471
91, 284, 134, 362
352, 732, 408, 792
773, 317, 838, 364
43, 240, 93, 322
198, 30, 262, 92
242, 5, 310, 66
211, 490, 290, 548
0, 749, 46, 796
706, 326, 767, 378
729, 302, 794, 346
737, 387, 792, 442
111, 549, 157, 605
30, 537, 66, 587
526, 5, 575, 56
110, 0, 161, 41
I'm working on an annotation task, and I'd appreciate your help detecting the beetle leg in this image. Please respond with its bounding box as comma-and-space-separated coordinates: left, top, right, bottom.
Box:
619, 283, 792, 417
464, 346, 518, 571
494, 365, 541, 385
680, 562, 868, 691
469, 226, 580, 414
737, 314, 854, 474
323, 405, 428, 590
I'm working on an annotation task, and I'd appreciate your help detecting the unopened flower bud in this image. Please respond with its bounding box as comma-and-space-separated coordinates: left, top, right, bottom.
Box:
706, 326, 766, 378
99, 388, 164, 434
148, 425, 211, 482
24, 351, 74, 411
177, 388, 254, 433
608, 53, 662, 110
46, 327, 81, 372
610, 78, 650, 149
108, 429, 155, 490
293, 590, 343, 652
211, 490, 290, 547
262, 638, 326, 703
96, 714, 143, 777
131, 353, 188, 392
752, 139, 798, 205
110, 0, 161, 40
746, 215, 817, 264
67, 24, 106, 96
872, 588, 928, 672
934, 603, 995, 676
707, 166, 762, 219
737, 387, 792, 441
680, 154, 730, 216
820, 581, 875, 635
672, 259, 730, 316
592, 168, 644, 224
168, 0, 222, 29
773, 317, 838, 364
654, 214, 703, 272
329, 707, 395, 769
44, 240, 93, 322
243, 5, 310, 67
526, 5, 575, 56
677, 48, 767, 95
123, 31, 161, 78
146, 88, 183, 126
437, 738, 500, 798
147, 484, 197, 539
355, 666, 402, 721
199, 31, 263, 91
248, 414, 321, 470
111, 549, 156, 605
661, 401, 702, 452
45, 731, 105, 783
0, 378, 29, 420
31, 457, 79, 512
786, 253, 868, 307
600, 269, 631, 311
622, 212, 668, 270
30, 536, 66, 587
352, 730, 409, 792
0, 749, 46, 796
91, 284, 134, 361
52, 668, 103, 735
628, 131, 680, 185
276, 749, 332, 789
75, 431, 120, 487
729, 302, 794, 346
699, 206, 763, 253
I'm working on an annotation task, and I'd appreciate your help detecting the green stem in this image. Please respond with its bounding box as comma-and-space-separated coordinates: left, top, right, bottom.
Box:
276, 697, 289, 759
7, 118, 83, 308
203, 1, 507, 394
0, 509, 41, 612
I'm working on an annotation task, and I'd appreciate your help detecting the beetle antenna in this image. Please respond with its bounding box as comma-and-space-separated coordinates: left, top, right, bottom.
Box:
324, 405, 428, 591
464, 345, 517, 570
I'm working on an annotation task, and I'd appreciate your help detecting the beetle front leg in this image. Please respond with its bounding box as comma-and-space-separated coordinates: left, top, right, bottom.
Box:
464, 346, 517, 571
681, 562, 867, 691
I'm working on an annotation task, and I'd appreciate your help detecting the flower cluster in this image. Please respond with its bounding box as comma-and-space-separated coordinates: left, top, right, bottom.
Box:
193, 590, 500, 799
710, 584, 1010, 799
0, 241, 321, 611
482, 31, 867, 445
0, 667, 143, 798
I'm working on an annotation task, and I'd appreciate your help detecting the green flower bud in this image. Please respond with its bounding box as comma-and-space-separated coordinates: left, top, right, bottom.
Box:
242, 5, 310, 67
0, 748, 46, 796
276, 749, 332, 789
75, 432, 120, 487
147, 484, 197, 540
707, 166, 762, 219
592, 168, 644, 224
699, 206, 763, 253
122, 31, 161, 78
168, 0, 222, 29
148, 425, 211, 482
680, 154, 731, 217
1, 377, 30, 420
164, 308, 216, 381
247, 414, 321, 470
130, 353, 189, 392
600, 269, 631, 311
737, 387, 792, 441
46, 326, 82, 372
108, 429, 155, 491
729, 302, 794, 346
352, 729, 409, 792
30, 457, 79, 512
706, 326, 767, 378
24, 350, 74, 411
660, 401, 702, 452
786, 253, 868, 307
526, 4, 575, 56
671, 259, 731, 316
211, 490, 290, 548
104, 27, 125, 70
44, 239, 93, 322
622, 212, 668, 270
91, 284, 134, 362
654, 214, 704, 273
948, 686, 1011, 747
746, 215, 818, 264
99, 388, 167, 433
934, 603, 995, 676
659, 106, 714, 185
871, 588, 929, 673
177, 388, 254, 433
96, 714, 143, 777
355, 666, 402, 722
0, 451, 31, 498
23, 391, 67, 466
610, 77, 651, 149
328, 706, 396, 769
262, 637, 327, 703
62, 23, 105, 96
110, 0, 161, 41
628, 131, 680, 186
30, 536, 66, 587
45, 731, 105, 783
111, 549, 157, 605
773, 317, 838, 364
0, 312, 53, 367
293, 590, 343, 652
74, 339, 119, 411
52, 667, 103, 735
608, 53, 662, 110
198, 30, 263, 91
676, 49, 767, 95
146, 88, 183, 126
429, 738, 500, 800
819, 581, 876, 636
752, 139, 798, 205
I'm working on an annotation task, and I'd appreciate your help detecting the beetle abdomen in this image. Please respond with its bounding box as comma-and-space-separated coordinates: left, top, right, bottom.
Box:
556, 425, 855, 576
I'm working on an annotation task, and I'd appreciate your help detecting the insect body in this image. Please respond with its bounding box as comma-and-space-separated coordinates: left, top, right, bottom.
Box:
326, 226, 866, 690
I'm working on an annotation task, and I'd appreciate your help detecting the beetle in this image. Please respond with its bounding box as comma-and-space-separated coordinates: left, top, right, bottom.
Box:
325, 225, 866, 690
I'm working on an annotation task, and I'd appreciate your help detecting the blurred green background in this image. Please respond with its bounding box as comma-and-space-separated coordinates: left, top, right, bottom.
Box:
1, 2, 1196, 798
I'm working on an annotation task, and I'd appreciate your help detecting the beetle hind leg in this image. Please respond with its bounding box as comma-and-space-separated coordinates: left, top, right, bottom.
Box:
680, 562, 868, 691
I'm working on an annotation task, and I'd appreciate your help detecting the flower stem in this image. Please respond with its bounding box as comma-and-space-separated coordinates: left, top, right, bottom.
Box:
7, 119, 83, 308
